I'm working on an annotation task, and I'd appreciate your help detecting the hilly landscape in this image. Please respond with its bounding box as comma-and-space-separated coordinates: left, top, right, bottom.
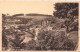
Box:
2, 3, 78, 51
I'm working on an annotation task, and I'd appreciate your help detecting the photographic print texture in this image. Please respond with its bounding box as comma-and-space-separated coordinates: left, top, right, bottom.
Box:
2, 2, 79, 51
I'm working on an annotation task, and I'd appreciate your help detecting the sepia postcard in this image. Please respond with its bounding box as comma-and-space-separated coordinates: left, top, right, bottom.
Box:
0, 1, 80, 52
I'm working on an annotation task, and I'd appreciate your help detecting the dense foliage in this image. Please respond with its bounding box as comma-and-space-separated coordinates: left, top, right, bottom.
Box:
53, 3, 78, 32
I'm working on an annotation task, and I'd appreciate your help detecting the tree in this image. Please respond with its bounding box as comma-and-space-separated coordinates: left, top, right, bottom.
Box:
54, 3, 78, 18
53, 3, 78, 32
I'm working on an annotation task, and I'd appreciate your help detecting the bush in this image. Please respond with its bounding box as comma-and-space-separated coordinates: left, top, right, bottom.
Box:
36, 30, 76, 50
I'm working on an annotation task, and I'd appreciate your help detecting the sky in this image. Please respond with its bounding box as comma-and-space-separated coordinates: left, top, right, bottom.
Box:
0, 1, 55, 15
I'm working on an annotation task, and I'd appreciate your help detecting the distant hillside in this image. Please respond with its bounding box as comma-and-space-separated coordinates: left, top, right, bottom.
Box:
26, 13, 52, 16
11, 13, 53, 21
12, 13, 52, 17
6, 13, 64, 25
12, 14, 24, 17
